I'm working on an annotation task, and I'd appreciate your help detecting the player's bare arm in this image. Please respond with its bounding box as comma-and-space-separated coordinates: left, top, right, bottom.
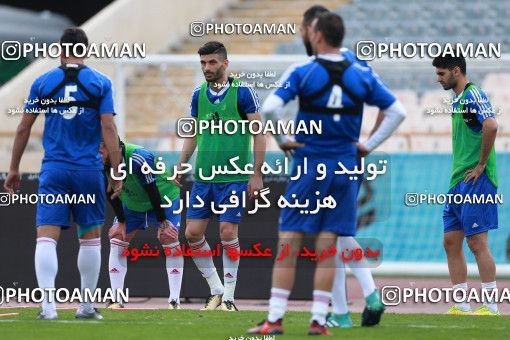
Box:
4, 113, 38, 194
369, 110, 385, 138
175, 117, 197, 187
247, 112, 266, 199
464, 117, 498, 184
101, 113, 122, 197
106, 193, 127, 241
100, 140, 127, 240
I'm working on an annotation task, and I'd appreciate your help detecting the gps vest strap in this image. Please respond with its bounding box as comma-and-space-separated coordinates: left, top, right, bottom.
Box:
40, 64, 100, 110
458, 82, 482, 129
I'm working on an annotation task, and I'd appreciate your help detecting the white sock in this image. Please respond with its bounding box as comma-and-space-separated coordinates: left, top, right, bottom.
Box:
189, 237, 223, 295
331, 258, 348, 314
268, 288, 290, 322
205, 271, 224, 296
311, 290, 332, 325
453, 282, 471, 311
338, 237, 376, 297
163, 242, 184, 303
109, 238, 129, 302
481, 281, 498, 313
35, 237, 58, 314
222, 238, 240, 302
78, 238, 101, 311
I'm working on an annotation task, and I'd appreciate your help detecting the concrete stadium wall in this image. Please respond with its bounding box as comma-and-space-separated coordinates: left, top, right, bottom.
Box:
0, 175, 316, 300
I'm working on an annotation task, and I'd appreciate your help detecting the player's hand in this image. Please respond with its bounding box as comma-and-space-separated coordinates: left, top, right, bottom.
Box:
106, 176, 114, 193
3, 170, 21, 194
110, 179, 123, 199
464, 163, 485, 185
356, 143, 370, 158
279, 141, 305, 159
157, 220, 179, 244
173, 174, 183, 188
109, 221, 126, 240
248, 174, 264, 199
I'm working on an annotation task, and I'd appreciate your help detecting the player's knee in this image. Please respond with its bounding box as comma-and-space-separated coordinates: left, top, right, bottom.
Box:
220, 223, 237, 240
443, 238, 453, 251
80, 227, 101, 239
467, 237, 486, 256
275, 251, 297, 267
443, 236, 461, 253
36, 225, 60, 240
185, 228, 203, 242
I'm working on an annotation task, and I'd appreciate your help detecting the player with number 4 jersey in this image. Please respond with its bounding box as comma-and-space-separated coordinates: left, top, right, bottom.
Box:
249, 12, 406, 336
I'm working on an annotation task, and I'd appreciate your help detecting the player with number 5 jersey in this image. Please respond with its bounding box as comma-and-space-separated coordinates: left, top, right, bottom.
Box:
4, 28, 122, 321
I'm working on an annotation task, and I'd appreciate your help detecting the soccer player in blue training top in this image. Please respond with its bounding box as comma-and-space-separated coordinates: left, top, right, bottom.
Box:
3, 28, 122, 320
100, 139, 184, 310
248, 12, 405, 335
299, 5, 391, 329
433, 56, 500, 316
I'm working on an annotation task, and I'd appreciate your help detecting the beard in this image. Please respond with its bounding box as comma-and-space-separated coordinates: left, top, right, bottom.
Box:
442, 83, 452, 90
441, 78, 456, 91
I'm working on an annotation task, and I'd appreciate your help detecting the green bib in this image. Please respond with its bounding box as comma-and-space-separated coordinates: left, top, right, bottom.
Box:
119, 143, 180, 212
450, 84, 497, 189
195, 79, 252, 183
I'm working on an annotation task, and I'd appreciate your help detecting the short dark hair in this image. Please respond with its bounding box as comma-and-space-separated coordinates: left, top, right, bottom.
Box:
314, 12, 344, 48
303, 5, 329, 25
60, 27, 88, 57
197, 41, 227, 59
432, 56, 466, 75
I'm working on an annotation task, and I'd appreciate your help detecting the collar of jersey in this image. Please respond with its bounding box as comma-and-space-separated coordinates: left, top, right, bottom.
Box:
452, 82, 472, 103
207, 80, 230, 97
63, 63, 80, 68
452, 91, 462, 103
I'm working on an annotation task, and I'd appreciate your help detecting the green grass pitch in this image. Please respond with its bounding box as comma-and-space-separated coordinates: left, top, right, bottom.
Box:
0, 308, 508, 339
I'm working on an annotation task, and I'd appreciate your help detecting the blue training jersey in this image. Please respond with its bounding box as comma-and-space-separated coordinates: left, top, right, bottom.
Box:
274, 53, 396, 159
341, 47, 368, 66
452, 85, 494, 133
129, 147, 156, 186
341, 48, 393, 90
24, 64, 115, 171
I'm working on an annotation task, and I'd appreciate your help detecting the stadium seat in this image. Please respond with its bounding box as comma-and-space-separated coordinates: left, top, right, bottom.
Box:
490, 92, 510, 122
482, 73, 510, 90
393, 90, 418, 109
495, 136, 510, 152
411, 136, 452, 152
394, 3, 428, 19
376, 135, 409, 152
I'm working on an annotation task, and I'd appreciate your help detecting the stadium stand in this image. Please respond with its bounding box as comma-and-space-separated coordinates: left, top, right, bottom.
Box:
0, 0, 237, 171
124, 0, 510, 155
1, 0, 509, 172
